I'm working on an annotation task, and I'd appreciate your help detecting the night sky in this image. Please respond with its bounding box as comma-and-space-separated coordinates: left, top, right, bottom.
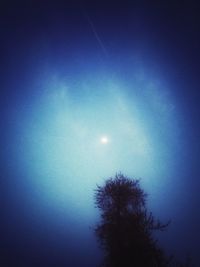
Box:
1, 1, 200, 266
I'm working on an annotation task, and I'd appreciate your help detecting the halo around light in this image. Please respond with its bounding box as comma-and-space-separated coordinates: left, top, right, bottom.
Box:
101, 136, 109, 144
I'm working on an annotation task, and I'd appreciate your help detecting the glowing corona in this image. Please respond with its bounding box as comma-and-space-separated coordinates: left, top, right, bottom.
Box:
100, 136, 108, 144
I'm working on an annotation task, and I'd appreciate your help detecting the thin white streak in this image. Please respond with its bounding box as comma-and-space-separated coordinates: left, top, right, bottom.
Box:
83, 11, 108, 57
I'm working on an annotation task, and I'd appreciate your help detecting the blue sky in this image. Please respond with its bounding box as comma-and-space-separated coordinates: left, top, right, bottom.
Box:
1, 1, 200, 266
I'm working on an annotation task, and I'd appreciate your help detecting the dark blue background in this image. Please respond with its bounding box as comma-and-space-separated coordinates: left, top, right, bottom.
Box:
1, 1, 200, 266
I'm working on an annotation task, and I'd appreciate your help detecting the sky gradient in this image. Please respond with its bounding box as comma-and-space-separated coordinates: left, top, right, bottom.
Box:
1, 1, 200, 266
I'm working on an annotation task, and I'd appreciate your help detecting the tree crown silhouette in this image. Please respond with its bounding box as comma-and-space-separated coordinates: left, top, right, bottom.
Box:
95, 173, 170, 267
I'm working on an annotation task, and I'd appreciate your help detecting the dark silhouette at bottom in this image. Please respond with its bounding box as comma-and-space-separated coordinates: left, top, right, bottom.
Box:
94, 173, 191, 267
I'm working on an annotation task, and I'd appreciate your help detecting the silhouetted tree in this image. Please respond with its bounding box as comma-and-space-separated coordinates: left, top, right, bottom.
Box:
94, 173, 170, 267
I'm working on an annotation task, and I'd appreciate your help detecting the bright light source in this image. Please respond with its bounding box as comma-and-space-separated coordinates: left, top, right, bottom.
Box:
101, 136, 108, 144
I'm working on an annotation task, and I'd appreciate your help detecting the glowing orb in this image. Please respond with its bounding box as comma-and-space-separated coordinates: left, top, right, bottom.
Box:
100, 136, 109, 144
